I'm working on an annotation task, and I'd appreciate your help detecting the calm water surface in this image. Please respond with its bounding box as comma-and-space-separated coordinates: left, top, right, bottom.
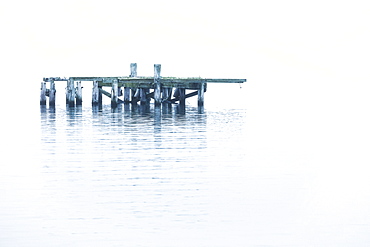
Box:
1, 100, 370, 246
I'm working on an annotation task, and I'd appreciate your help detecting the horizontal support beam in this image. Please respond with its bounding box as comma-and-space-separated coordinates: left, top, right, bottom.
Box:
171, 91, 198, 103
99, 88, 124, 104
44, 76, 246, 84
101, 81, 207, 90
117, 77, 245, 84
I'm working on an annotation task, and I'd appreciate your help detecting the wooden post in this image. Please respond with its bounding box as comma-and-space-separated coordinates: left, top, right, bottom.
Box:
130, 63, 137, 77
162, 88, 168, 101
66, 78, 75, 107
124, 87, 130, 102
162, 88, 172, 102
173, 88, 179, 99
98, 85, 103, 105
154, 64, 161, 106
49, 79, 56, 106
111, 79, 118, 108
131, 89, 138, 104
124, 63, 137, 103
198, 82, 205, 107
140, 88, 147, 104
179, 88, 186, 105
76, 81, 82, 105
40, 82, 47, 105
92, 80, 99, 105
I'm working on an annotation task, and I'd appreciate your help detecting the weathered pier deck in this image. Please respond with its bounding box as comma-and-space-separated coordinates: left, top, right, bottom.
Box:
40, 63, 246, 108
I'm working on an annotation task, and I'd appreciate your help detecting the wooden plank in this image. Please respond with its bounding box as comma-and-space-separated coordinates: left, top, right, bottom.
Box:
100, 88, 111, 98
170, 91, 198, 103
99, 88, 124, 104
48, 77, 246, 84
117, 77, 246, 84
44, 77, 68, 82
71, 77, 118, 81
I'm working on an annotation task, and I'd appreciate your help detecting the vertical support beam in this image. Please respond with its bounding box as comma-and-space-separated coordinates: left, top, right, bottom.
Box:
132, 88, 139, 104
92, 80, 100, 105
76, 81, 82, 105
154, 64, 161, 106
164, 88, 172, 101
111, 78, 118, 108
198, 82, 205, 107
66, 78, 75, 107
40, 82, 47, 105
173, 88, 179, 99
179, 88, 186, 105
125, 63, 137, 103
124, 87, 130, 102
146, 89, 151, 103
98, 84, 103, 105
140, 88, 147, 104
49, 79, 56, 107
162, 88, 168, 101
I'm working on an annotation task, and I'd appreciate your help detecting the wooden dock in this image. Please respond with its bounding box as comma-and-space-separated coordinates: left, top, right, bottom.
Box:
40, 63, 246, 108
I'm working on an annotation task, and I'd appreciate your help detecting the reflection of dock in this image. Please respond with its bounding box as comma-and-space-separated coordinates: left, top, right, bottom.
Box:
40, 63, 246, 108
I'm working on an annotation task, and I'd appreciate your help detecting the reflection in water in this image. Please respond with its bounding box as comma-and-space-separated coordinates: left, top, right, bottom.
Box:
3, 104, 249, 247
38, 104, 214, 245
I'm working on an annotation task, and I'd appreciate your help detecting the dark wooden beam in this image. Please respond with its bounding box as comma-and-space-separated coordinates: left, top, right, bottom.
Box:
170, 91, 198, 103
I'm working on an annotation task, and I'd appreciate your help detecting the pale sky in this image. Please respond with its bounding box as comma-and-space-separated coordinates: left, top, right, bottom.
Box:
1, 0, 369, 81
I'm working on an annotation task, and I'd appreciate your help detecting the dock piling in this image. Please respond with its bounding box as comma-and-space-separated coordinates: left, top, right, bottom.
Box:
49, 79, 56, 107
124, 87, 130, 102
40, 82, 47, 105
66, 78, 75, 107
154, 64, 161, 106
179, 88, 186, 105
76, 81, 82, 105
92, 80, 99, 105
198, 82, 205, 107
111, 79, 118, 108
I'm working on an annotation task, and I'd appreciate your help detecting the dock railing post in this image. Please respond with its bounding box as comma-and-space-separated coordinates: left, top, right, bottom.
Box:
66, 78, 75, 107
154, 64, 161, 106
40, 82, 47, 105
125, 63, 137, 103
111, 79, 118, 108
76, 81, 82, 105
49, 79, 56, 107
